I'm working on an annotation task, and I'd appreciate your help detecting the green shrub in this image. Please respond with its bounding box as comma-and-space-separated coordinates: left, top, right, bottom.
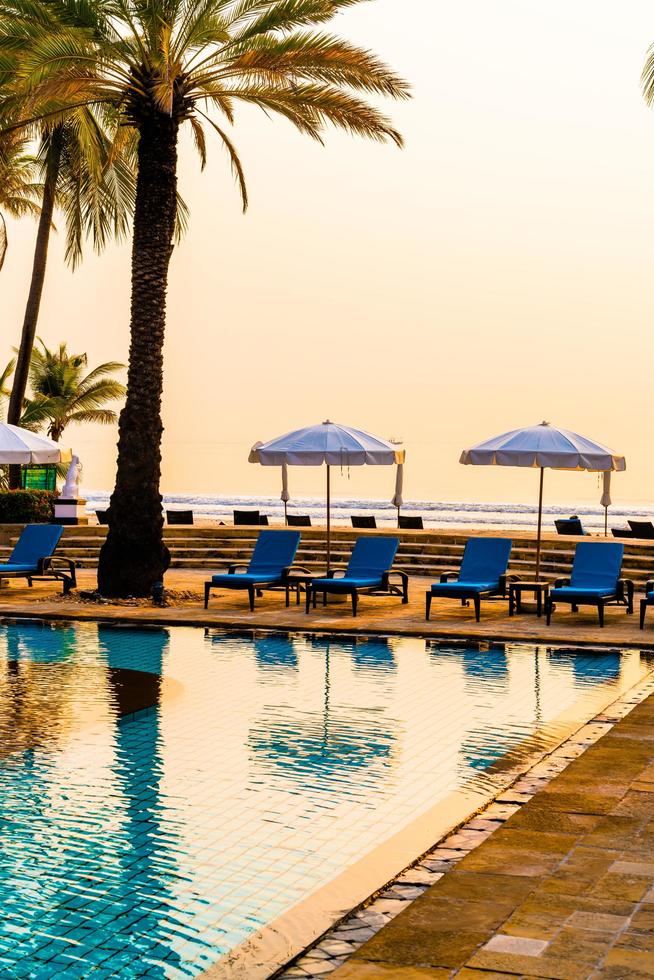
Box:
0, 490, 57, 524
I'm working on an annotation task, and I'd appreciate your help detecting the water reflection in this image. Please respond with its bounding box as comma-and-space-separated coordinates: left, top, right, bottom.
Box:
547, 648, 622, 683
249, 640, 394, 791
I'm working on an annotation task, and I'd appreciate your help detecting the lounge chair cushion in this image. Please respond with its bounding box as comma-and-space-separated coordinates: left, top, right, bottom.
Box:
312, 575, 383, 590
345, 537, 399, 578
9, 524, 63, 566
430, 580, 501, 595
247, 529, 301, 576
0, 562, 41, 573
647, 591, 654, 602
568, 542, 623, 592
211, 572, 281, 587
458, 537, 512, 585
551, 586, 617, 601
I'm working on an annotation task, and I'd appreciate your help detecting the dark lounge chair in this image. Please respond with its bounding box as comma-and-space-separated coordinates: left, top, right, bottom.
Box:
555, 516, 585, 535
234, 510, 268, 526
545, 541, 633, 627
351, 515, 377, 529
205, 529, 300, 611
306, 536, 407, 616
0, 524, 76, 594
398, 515, 424, 530
287, 515, 312, 527
96, 509, 110, 525
166, 509, 194, 525
628, 520, 654, 539
611, 527, 633, 538
426, 538, 513, 622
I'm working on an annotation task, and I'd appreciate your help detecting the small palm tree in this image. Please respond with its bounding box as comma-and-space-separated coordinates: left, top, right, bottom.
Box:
27, 339, 126, 442
3, 0, 409, 596
0, 110, 41, 272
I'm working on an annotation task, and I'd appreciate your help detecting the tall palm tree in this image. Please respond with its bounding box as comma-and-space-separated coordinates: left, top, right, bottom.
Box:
2, 0, 409, 596
0, 4, 135, 486
0, 111, 41, 272
4, 113, 135, 487
27, 338, 126, 442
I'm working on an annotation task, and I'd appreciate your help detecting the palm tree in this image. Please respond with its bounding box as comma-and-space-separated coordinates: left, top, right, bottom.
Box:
4, 113, 135, 488
2, 0, 409, 596
0, 110, 41, 272
27, 339, 126, 442
0, 4, 135, 486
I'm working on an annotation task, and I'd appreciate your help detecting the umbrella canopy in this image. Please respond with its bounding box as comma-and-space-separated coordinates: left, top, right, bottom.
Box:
250, 421, 404, 467
460, 422, 625, 471
0, 424, 71, 464
460, 422, 625, 578
250, 421, 404, 570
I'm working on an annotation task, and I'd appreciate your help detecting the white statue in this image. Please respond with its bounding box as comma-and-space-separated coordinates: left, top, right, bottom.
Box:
62, 455, 82, 499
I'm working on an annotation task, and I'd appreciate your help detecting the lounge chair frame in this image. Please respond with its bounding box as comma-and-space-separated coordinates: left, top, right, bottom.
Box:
0, 525, 77, 595
204, 562, 299, 612
639, 579, 654, 629
306, 569, 409, 617
425, 572, 514, 623
204, 529, 302, 612
545, 576, 634, 627
0, 555, 77, 595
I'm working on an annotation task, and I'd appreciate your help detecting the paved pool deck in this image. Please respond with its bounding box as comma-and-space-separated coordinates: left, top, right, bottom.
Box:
2, 569, 654, 979
1, 567, 653, 650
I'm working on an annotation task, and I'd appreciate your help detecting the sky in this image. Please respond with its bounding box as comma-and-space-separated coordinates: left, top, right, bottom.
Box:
3, 0, 654, 509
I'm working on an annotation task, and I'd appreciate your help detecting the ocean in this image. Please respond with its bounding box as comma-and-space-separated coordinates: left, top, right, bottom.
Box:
82, 491, 652, 535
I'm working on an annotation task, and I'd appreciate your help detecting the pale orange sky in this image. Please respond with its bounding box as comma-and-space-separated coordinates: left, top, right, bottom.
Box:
3, 0, 654, 509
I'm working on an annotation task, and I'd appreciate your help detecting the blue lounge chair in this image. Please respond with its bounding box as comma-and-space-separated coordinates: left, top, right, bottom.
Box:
426, 538, 513, 622
306, 536, 407, 616
640, 579, 654, 629
0, 524, 76, 594
204, 530, 301, 611
545, 542, 633, 627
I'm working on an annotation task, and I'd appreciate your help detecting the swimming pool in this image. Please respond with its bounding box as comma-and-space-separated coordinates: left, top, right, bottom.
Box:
0, 622, 650, 979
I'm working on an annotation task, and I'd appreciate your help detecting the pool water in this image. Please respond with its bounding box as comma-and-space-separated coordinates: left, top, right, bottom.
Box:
0, 623, 649, 979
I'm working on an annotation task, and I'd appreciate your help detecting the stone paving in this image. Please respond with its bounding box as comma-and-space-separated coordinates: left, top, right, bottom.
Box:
1, 567, 654, 650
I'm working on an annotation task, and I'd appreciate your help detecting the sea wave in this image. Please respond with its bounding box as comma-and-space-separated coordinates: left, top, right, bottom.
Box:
81, 490, 651, 533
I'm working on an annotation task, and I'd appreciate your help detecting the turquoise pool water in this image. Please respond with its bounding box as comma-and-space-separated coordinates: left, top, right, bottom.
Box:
0, 623, 649, 978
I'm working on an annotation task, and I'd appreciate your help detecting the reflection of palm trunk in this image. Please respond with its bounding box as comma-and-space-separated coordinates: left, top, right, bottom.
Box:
105, 639, 181, 970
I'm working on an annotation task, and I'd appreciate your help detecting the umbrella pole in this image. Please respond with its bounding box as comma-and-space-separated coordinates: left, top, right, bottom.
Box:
326, 464, 331, 573
397, 504, 400, 528
284, 499, 288, 526
536, 467, 544, 582
604, 506, 608, 537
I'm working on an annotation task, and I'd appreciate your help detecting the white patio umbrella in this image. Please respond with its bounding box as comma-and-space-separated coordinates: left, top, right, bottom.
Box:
460, 421, 625, 580
249, 421, 405, 571
0, 423, 71, 464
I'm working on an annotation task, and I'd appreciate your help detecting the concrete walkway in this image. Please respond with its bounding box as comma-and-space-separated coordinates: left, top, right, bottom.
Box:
331, 693, 654, 980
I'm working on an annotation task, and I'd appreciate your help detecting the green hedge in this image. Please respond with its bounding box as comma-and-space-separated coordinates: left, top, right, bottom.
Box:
0, 490, 57, 524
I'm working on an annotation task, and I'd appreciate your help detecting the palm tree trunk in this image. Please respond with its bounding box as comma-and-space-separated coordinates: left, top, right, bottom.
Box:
97, 107, 178, 597
0, 211, 7, 272
7, 126, 63, 489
